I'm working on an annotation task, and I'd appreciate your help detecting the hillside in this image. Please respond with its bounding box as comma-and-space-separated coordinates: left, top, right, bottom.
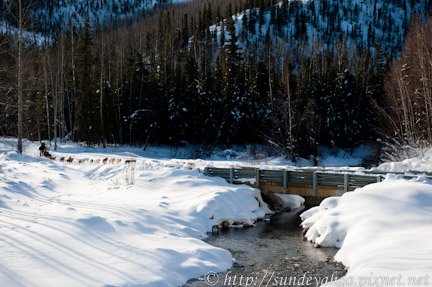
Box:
0, 0, 431, 159
213, 0, 432, 59
1, 0, 184, 33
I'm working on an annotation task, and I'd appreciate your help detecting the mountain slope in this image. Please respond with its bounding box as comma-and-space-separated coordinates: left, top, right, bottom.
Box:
213, 0, 432, 58
1, 0, 185, 33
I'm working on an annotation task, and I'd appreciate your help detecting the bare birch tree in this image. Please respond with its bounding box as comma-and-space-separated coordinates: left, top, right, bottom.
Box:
99, 38, 106, 148
384, 17, 432, 146
17, 0, 24, 153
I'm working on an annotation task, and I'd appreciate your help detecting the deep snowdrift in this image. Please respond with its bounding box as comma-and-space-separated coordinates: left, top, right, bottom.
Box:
0, 142, 271, 287
301, 176, 432, 286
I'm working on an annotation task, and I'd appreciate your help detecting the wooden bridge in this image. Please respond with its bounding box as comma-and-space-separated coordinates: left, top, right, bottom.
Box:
204, 167, 387, 205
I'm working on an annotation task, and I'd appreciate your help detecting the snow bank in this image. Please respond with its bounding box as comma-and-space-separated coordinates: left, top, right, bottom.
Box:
0, 141, 271, 287
375, 145, 432, 174
377, 149, 432, 173
300, 176, 432, 286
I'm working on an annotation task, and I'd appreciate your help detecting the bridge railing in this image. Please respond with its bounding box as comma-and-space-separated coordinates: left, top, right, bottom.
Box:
203, 166, 387, 192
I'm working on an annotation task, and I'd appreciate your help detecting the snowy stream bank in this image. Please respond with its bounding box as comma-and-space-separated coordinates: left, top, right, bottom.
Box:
0, 142, 273, 287
3, 139, 432, 287
301, 176, 432, 286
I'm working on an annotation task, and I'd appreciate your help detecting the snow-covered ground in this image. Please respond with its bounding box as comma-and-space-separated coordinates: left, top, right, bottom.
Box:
0, 139, 272, 286
5, 138, 432, 287
11, 139, 370, 171
301, 176, 432, 286
376, 147, 432, 174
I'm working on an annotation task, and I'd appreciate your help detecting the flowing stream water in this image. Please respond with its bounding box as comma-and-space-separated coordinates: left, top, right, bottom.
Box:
185, 209, 346, 287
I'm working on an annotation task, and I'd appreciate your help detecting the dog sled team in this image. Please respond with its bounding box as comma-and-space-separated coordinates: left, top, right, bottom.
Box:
38, 142, 136, 165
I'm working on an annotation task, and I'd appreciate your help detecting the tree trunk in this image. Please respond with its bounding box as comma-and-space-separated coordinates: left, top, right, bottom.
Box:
43, 52, 51, 144
17, 0, 23, 153
70, 23, 76, 141
100, 39, 106, 148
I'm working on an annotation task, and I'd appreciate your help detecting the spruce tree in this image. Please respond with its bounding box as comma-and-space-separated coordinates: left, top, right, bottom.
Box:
75, 16, 99, 143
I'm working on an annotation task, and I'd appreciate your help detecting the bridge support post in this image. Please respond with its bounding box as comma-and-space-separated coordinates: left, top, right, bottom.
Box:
343, 173, 349, 193
256, 168, 260, 188
312, 172, 318, 192
283, 170, 288, 192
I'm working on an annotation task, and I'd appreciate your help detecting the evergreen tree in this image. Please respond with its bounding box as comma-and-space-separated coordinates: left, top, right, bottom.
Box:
75, 16, 99, 143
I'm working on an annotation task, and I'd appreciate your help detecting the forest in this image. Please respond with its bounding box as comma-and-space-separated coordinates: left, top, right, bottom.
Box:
1, 0, 432, 159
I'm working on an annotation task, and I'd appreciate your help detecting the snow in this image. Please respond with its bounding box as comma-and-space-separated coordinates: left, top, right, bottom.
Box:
208, 0, 428, 60
29, 0, 189, 32
6, 137, 428, 286
0, 139, 271, 287
300, 175, 432, 286
273, 194, 305, 210
1, 138, 372, 172
236, 178, 256, 185
0, 20, 52, 46
377, 148, 432, 173
205, 144, 372, 170
318, 145, 373, 168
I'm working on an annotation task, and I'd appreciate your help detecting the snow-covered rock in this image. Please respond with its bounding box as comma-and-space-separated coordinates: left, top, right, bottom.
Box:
273, 194, 305, 211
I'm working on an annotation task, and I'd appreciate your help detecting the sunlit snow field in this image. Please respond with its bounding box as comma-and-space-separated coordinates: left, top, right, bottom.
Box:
1, 138, 432, 286
0, 139, 271, 286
